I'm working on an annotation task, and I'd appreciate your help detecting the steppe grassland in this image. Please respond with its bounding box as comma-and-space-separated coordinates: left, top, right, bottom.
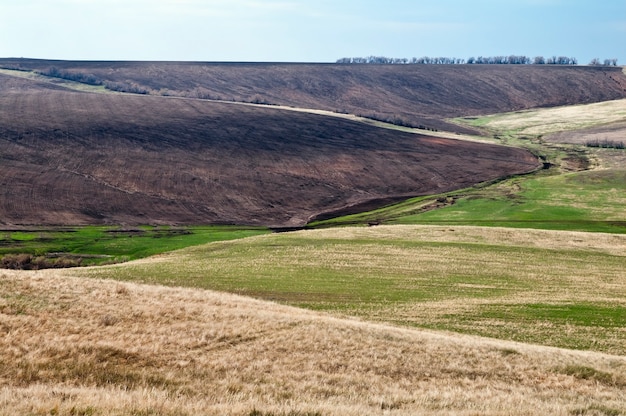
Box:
317, 168, 626, 232
1, 268, 626, 416
79, 225, 626, 355
380, 97, 626, 231
457, 98, 626, 136
2, 64, 626, 415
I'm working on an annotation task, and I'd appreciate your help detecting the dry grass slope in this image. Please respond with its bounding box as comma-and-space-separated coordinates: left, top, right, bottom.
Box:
463, 99, 626, 137
1, 269, 625, 415
80, 225, 626, 354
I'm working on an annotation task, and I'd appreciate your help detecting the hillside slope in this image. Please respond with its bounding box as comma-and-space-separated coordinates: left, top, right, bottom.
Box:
3, 59, 626, 133
0, 73, 538, 226
2, 268, 625, 415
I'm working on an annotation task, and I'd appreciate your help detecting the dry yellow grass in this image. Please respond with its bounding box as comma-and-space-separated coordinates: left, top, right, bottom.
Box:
473, 98, 626, 137
1, 267, 625, 415
77, 225, 626, 355
298, 225, 626, 256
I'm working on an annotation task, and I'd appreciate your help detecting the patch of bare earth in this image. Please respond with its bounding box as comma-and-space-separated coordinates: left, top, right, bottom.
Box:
546, 121, 626, 146
1, 270, 625, 415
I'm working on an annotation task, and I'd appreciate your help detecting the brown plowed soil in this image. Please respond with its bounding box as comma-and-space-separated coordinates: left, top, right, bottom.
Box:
0, 72, 541, 226
2, 61, 625, 226
4, 59, 626, 133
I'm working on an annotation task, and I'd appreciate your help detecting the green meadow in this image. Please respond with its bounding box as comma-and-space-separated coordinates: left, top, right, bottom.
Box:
392, 169, 626, 232
0, 226, 268, 267
309, 168, 626, 233
78, 225, 626, 355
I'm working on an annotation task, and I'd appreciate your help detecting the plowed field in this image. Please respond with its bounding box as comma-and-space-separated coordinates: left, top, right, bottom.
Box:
4, 59, 626, 132
0, 73, 540, 226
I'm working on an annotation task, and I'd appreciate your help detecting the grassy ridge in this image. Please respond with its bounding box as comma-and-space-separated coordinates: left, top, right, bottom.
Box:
455, 98, 626, 138
79, 225, 626, 355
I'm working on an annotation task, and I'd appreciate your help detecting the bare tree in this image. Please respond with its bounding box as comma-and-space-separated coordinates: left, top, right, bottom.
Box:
336, 54, 579, 66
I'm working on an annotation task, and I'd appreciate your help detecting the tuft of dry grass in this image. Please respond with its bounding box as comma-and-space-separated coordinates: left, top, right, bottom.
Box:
1, 269, 625, 415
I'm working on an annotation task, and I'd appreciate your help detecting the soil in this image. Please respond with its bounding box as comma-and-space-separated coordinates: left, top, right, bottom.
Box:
1, 61, 624, 226
3, 59, 626, 133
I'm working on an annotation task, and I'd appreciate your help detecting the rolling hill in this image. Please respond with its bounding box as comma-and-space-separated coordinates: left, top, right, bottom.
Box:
1, 60, 625, 226
3, 59, 626, 132
2, 266, 625, 415
2, 60, 626, 415
0, 70, 540, 227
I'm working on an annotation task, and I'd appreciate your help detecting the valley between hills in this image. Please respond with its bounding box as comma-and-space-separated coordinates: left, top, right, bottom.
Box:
1, 60, 626, 415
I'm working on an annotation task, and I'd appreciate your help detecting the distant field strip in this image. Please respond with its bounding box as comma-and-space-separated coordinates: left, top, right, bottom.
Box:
78, 225, 626, 355
456, 98, 626, 136
247, 104, 492, 143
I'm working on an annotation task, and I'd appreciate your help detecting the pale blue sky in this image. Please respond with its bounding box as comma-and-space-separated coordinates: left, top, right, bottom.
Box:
1, 0, 624, 63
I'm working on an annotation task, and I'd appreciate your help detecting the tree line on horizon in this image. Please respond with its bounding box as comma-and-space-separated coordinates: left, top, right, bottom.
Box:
336, 56, 619, 66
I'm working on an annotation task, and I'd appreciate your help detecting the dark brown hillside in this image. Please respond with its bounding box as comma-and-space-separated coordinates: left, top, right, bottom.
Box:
0, 73, 538, 226
3, 59, 626, 133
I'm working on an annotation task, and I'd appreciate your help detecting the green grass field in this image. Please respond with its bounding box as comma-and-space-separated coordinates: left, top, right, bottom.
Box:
77, 225, 626, 355
392, 169, 626, 232
0, 226, 268, 267
309, 168, 626, 233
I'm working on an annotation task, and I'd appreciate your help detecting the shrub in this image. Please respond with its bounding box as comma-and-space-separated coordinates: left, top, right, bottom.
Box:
585, 139, 625, 149
103, 81, 149, 94
1, 253, 32, 269
0, 253, 83, 270
37, 67, 103, 85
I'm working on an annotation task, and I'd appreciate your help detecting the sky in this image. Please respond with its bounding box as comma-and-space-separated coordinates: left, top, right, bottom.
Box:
1, 0, 624, 64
